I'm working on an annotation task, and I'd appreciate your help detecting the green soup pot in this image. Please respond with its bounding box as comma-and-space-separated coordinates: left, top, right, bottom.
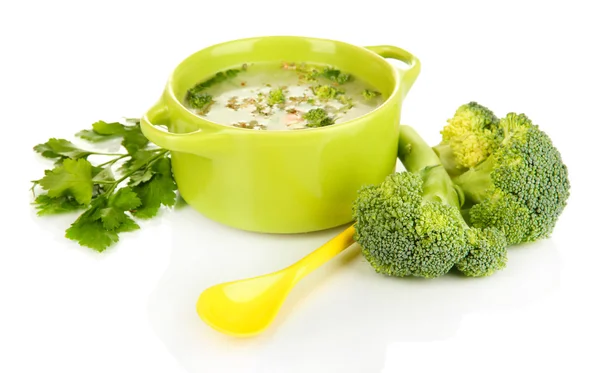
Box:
140, 36, 420, 234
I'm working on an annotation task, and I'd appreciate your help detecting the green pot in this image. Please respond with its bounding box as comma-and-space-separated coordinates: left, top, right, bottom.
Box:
140, 36, 420, 233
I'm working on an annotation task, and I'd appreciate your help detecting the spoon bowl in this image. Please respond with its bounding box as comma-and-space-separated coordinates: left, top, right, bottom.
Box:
196, 225, 356, 337
197, 271, 295, 337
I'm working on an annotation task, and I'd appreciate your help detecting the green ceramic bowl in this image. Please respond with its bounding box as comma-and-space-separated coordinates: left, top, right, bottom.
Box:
140, 36, 420, 233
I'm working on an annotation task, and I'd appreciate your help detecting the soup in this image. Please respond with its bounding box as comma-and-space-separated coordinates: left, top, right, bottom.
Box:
183, 62, 385, 130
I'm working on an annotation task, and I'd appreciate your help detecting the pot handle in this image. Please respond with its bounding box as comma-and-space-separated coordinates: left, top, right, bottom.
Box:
140, 99, 226, 157
364, 45, 421, 99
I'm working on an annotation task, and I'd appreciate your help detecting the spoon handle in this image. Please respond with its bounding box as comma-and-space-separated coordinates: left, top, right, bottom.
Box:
291, 225, 357, 282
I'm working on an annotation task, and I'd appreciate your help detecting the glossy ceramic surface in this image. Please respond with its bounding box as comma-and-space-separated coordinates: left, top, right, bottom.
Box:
140, 36, 420, 233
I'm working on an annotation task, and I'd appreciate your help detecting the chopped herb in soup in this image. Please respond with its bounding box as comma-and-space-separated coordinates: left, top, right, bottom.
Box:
184, 62, 385, 130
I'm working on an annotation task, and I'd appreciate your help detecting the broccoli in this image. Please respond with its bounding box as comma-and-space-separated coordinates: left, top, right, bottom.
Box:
320, 66, 351, 84
303, 108, 335, 128
352, 124, 507, 278
185, 66, 246, 113
186, 93, 214, 113
448, 110, 571, 245
311, 85, 343, 101
362, 89, 381, 101
294, 64, 352, 84
432, 101, 500, 175
456, 228, 508, 277
267, 88, 285, 106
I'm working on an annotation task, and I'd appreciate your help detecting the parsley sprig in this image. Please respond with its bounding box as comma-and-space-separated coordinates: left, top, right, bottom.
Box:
31, 119, 177, 252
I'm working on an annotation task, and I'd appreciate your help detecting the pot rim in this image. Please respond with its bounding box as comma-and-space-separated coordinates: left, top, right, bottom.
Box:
163, 35, 408, 135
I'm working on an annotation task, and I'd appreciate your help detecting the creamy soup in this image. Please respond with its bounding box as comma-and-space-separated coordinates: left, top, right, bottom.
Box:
184, 62, 385, 130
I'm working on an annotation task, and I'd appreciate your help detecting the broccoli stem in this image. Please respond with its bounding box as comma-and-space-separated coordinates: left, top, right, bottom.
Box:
451, 156, 495, 203
432, 142, 465, 177
398, 125, 464, 210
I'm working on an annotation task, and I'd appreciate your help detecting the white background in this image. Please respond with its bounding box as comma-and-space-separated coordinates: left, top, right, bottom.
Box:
1, 1, 599, 372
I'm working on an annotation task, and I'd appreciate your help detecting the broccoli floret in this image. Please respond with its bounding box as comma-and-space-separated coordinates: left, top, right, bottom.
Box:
267, 88, 285, 106
185, 66, 246, 112
337, 95, 352, 106
311, 85, 343, 101
303, 108, 335, 128
353, 172, 466, 278
455, 227, 508, 277
452, 112, 571, 245
362, 89, 381, 101
433, 102, 500, 175
320, 67, 351, 84
186, 93, 214, 113
294, 64, 352, 84
353, 124, 507, 278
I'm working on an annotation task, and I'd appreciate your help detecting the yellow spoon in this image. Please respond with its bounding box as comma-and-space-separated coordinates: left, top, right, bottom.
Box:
196, 225, 356, 337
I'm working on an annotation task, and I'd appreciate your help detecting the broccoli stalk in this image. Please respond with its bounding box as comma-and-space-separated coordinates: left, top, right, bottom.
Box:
398, 125, 508, 277
353, 124, 507, 278
397, 125, 464, 209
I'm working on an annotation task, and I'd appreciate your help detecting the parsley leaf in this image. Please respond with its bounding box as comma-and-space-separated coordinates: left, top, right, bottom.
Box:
131, 157, 177, 218
128, 168, 154, 187
75, 129, 118, 142
121, 123, 149, 154
32, 118, 176, 252
75, 119, 149, 154
33, 194, 84, 216
120, 149, 155, 173
65, 197, 120, 251
114, 216, 142, 233
38, 158, 94, 205
65, 192, 142, 252
66, 219, 120, 252
95, 207, 130, 231
109, 187, 142, 211
93, 120, 127, 135
92, 166, 116, 183
33, 138, 92, 161
75, 121, 126, 142
93, 188, 141, 232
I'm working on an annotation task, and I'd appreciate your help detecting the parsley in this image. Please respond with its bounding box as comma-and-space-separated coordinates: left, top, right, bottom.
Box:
31, 119, 178, 252
38, 158, 94, 205
185, 65, 248, 112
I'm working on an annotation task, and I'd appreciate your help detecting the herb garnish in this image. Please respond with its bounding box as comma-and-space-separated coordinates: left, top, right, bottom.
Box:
31, 119, 177, 252
185, 65, 248, 111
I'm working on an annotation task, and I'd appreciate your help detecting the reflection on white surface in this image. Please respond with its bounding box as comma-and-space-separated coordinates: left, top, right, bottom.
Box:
147, 205, 560, 373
